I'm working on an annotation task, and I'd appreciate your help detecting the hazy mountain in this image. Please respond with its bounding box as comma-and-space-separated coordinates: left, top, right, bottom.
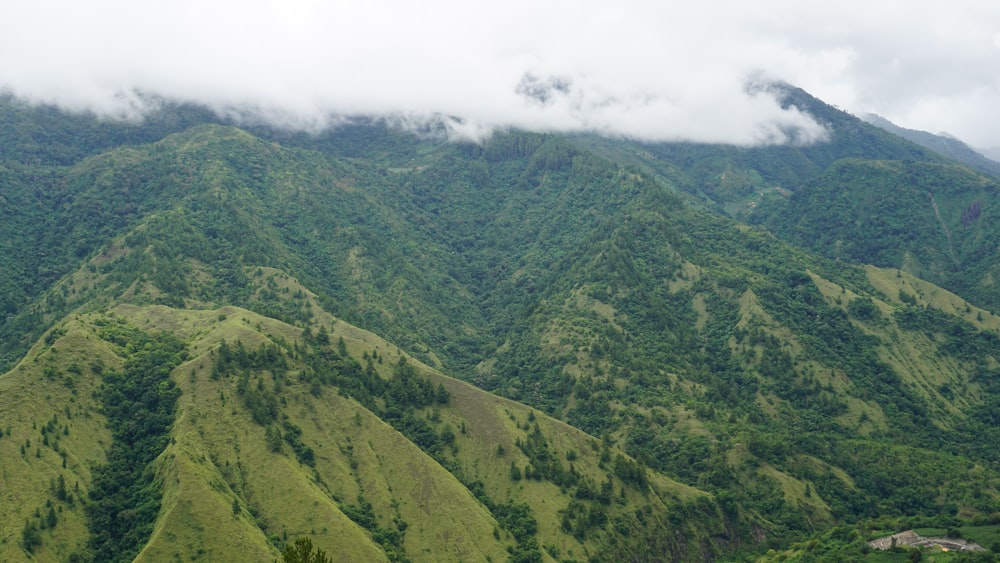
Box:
862, 112, 1000, 178
0, 95, 998, 562
981, 146, 1000, 163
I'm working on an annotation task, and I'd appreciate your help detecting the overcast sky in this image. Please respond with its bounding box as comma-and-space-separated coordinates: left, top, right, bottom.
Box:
3, 1, 1000, 149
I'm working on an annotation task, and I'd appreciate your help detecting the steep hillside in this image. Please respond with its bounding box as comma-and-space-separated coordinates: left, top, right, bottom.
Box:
752, 158, 1000, 313
1, 101, 998, 560
1, 291, 725, 562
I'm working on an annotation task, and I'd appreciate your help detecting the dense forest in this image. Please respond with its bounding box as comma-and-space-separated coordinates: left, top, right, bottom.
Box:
0, 92, 998, 562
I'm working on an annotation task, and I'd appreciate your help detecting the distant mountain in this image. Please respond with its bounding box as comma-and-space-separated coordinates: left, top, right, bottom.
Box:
981, 145, 1000, 163
862, 112, 1000, 177
565, 83, 947, 216
0, 95, 998, 562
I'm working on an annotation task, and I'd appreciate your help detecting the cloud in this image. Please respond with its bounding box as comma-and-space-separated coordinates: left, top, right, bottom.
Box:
2, 1, 999, 147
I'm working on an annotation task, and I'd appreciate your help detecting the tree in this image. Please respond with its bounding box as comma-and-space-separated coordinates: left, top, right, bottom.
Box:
22, 519, 41, 553
315, 325, 330, 345
510, 461, 522, 481
46, 506, 58, 529
280, 537, 332, 563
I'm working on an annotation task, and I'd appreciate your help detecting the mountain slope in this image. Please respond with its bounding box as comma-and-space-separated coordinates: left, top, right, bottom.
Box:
1, 291, 726, 561
862, 113, 1000, 178
562, 84, 945, 216
0, 100, 998, 560
752, 157, 1000, 313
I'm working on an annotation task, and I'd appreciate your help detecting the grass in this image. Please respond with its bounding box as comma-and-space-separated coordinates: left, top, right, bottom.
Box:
810, 267, 992, 421
140, 306, 505, 562
0, 253, 734, 562
867, 265, 1000, 332
0, 317, 119, 561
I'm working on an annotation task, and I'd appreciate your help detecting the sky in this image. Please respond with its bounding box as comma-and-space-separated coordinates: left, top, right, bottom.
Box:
3, 1, 1000, 149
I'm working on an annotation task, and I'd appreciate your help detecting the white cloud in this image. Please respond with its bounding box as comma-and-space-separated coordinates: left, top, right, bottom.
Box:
2, 1, 999, 147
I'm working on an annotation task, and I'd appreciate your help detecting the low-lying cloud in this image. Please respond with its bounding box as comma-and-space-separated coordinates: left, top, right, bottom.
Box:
3, 1, 999, 147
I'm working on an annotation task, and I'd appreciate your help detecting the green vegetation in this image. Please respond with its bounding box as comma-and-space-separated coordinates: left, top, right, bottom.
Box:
754, 157, 1000, 313
0, 95, 999, 561
83, 318, 186, 562
755, 516, 1000, 562
280, 537, 333, 563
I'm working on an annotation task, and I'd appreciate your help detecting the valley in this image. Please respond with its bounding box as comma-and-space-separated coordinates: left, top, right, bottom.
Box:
0, 94, 998, 561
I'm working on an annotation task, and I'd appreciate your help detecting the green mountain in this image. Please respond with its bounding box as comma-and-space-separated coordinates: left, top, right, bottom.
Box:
0, 96, 998, 562
752, 157, 1000, 314
564, 84, 945, 217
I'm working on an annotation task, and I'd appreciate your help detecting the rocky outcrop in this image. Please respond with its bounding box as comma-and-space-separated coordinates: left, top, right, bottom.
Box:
868, 530, 984, 552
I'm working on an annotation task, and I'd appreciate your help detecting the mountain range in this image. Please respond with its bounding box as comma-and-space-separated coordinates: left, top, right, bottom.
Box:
861, 113, 1000, 178
0, 88, 998, 562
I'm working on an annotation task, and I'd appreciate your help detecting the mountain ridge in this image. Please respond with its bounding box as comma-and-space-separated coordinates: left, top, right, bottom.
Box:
861, 112, 1000, 178
1, 95, 998, 561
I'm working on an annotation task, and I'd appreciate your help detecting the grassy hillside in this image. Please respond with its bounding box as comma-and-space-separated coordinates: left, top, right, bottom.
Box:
0, 99, 998, 560
0, 246, 729, 561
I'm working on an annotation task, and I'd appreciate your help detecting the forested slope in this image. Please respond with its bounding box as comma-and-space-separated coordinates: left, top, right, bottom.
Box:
0, 98, 997, 561
752, 158, 1000, 313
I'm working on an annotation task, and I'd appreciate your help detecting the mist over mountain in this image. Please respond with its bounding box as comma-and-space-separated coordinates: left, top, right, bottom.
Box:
7, 1, 1000, 152
0, 89, 998, 562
